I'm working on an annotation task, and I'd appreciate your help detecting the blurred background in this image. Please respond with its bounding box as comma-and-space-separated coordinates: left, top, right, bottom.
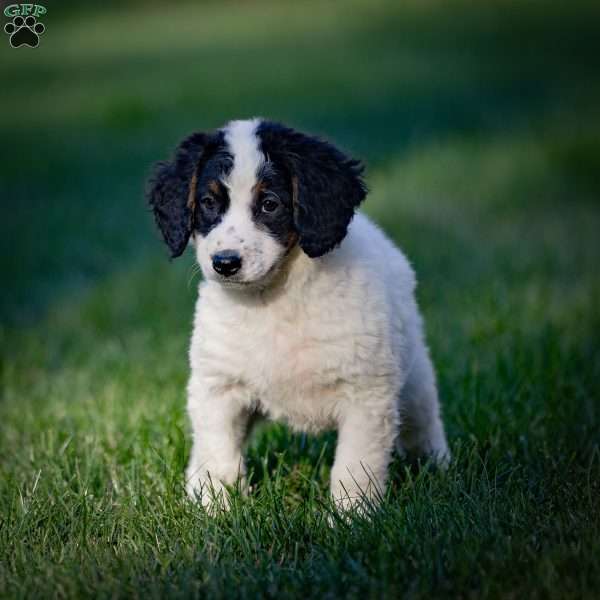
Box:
1, 0, 599, 597
2, 0, 599, 326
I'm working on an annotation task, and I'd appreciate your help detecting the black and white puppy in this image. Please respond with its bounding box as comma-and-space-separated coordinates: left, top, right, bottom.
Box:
149, 118, 449, 511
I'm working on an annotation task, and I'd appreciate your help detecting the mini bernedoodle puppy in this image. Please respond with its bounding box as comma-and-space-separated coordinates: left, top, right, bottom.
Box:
148, 118, 449, 512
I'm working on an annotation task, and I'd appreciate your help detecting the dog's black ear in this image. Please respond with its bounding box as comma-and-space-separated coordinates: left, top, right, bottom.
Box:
258, 123, 367, 258
147, 132, 209, 258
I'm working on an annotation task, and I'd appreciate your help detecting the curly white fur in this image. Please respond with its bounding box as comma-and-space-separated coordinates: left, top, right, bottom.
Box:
187, 230, 450, 510
183, 119, 449, 512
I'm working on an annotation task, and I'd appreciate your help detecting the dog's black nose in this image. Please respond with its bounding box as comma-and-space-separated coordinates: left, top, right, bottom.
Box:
212, 251, 242, 277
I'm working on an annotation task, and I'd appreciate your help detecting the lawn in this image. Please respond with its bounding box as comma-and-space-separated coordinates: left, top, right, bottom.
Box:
1, 1, 599, 597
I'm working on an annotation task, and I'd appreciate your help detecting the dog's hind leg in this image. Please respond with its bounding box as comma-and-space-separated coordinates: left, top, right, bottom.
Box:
395, 341, 450, 467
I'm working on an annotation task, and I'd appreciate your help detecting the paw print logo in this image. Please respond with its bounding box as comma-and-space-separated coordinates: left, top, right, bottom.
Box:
4, 15, 45, 48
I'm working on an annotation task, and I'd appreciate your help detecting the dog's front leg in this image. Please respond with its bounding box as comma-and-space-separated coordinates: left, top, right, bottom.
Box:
330, 400, 397, 513
185, 376, 252, 511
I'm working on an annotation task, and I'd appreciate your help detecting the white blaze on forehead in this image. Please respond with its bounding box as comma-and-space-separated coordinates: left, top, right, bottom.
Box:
196, 118, 284, 286
223, 118, 264, 200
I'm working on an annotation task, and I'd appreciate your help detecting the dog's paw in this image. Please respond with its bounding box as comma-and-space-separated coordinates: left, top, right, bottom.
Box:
326, 494, 379, 528
186, 475, 233, 514
4, 15, 45, 48
329, 479, 383, 524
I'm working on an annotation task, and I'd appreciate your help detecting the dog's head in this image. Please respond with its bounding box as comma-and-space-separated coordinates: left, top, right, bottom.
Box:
148, 118, 366, 288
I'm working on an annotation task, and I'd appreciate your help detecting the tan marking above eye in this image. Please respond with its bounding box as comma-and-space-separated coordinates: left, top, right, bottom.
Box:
252, 180, 267, 197
207, 180, 220, 194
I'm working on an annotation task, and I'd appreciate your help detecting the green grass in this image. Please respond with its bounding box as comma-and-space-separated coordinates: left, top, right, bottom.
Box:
1, 1, 599, 597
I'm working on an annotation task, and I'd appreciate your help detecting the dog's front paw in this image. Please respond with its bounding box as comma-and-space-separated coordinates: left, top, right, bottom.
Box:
326, 491, 378, 527
329, 477, 383, 520
186, 473, 231, 514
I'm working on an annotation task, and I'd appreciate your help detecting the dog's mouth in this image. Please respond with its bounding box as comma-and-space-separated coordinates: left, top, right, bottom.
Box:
218, 279, 255, 288
214, 263, 281, 291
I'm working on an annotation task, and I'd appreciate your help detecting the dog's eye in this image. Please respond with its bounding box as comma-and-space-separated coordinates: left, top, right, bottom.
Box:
200, 195, 217, 211
261, 196, 280, 214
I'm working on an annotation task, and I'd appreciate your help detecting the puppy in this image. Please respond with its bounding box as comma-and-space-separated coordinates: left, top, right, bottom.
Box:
148, 118, 449, 512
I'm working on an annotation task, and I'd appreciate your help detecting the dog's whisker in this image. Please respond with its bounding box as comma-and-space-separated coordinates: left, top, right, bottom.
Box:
187, 264, 202, 289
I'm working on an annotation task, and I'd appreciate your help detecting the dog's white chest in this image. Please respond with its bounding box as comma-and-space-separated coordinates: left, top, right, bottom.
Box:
237, 299, 358, 429
192, 274, 386, 432
190, 224, 413, 433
